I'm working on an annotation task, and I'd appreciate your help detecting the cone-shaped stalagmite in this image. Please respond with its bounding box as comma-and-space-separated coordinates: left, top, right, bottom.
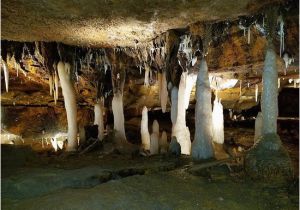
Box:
192, 58, 214, 160
245, 41, 293, 181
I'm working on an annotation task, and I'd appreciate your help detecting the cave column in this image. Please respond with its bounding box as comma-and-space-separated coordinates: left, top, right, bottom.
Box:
57, 61, 78, 151
111, 62, 127, 144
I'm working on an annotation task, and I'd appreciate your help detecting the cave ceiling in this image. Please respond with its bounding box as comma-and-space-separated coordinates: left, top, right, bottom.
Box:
1, 0, 285, 47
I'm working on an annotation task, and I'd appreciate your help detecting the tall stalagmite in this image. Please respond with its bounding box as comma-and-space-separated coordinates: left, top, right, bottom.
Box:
141, 106, 151, 150
94, 101, 104, 141
172, 72, 191, 155
245, 41, 293, 181
192, 58, 214, 160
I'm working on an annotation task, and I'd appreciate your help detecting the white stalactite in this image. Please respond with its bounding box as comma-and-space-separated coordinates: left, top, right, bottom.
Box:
144, 65, 150, 87
212, 98, 224, 144
239, 80, 242, 96
157, 72, 162, 101
54, 71, 59, 104
254, 112, 263, 143
159, 131, 168, 154
141, 106, 150, 150
247, 27, 251, 44
172, 72, 191, 155
49, 75, 53, 96
112, 93, 126, 142
57, 61, 78, 151
160, 71, 168, 113
171, 86, 178, 126
261, 43, 278, 134
278, 16, 284, 57
184, 74, 197, 109
192, 58, 214, 160
1, 59, 9, 92
94, 101, 104, 141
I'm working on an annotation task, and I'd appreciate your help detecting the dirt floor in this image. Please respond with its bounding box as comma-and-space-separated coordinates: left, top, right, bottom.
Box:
1, 124, 299, 210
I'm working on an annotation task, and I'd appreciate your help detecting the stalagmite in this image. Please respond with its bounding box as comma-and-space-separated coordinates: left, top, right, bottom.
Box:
150, 119, 160, 154
141, 106, 150, 150
170, 86, 178, 126
192, 58, 214, 160
212, 98, 224, 144
278, 78, 280, 88
111, 63, 127, 145
184, 74, 197, 109
112, 93, 126, 141
261, 44, 278, 134
254, 112, 263, 143
94, 101, 104, 141
159, 131, 168, 154
1, 59, 9, 92
57, 62, 78, 151
244, 9, 294, 179
172, 72, 191, 155
255, 84, 258, 102
160, 71, 168, 113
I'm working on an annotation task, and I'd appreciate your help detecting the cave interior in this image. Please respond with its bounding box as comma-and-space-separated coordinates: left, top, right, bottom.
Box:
0, 0, 299, 209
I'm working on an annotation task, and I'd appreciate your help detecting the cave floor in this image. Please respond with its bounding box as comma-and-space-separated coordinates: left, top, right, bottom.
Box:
1, 146, 299, 210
